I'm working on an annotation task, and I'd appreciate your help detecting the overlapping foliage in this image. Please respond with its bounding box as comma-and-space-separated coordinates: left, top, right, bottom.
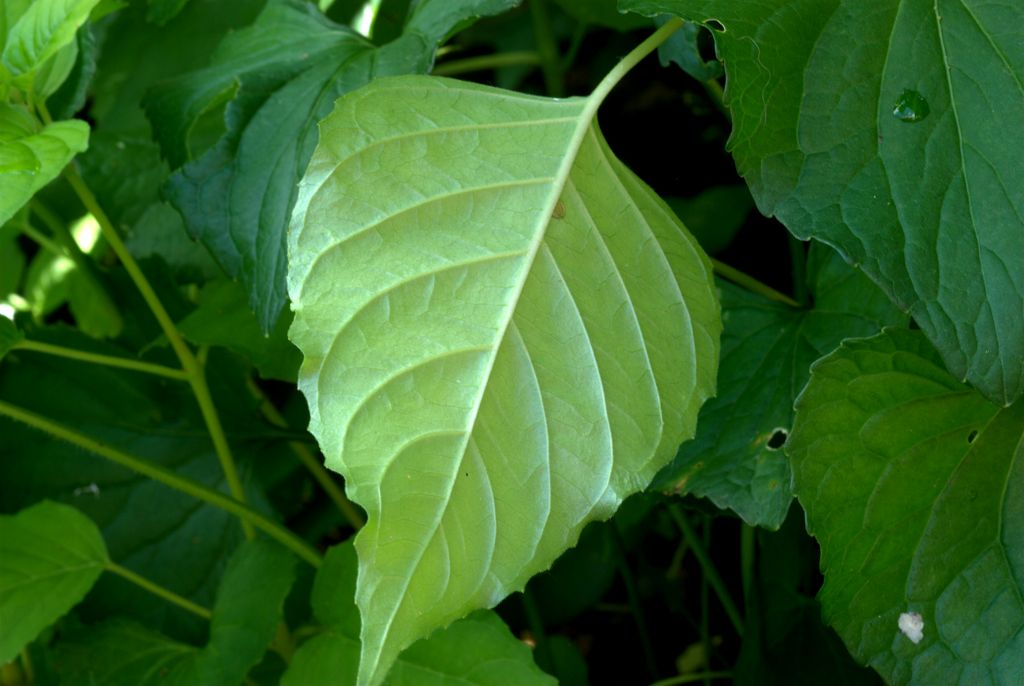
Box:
0, 0, 1020, 685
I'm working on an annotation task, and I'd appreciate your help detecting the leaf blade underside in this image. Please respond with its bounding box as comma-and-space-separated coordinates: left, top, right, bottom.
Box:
288, 75, 720, 685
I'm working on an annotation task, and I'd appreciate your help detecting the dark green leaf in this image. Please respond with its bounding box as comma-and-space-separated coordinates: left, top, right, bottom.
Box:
787, 328, 1024, 683
46, 23, 97, 119
0, 500, 108, 664
656, 16, 720, 82
550, 0, 649, 30
146, 0, 191, 25
621, 0, 1024, 405
654, 244, 905, 528
146, 0, 521, 330
665, 184, 750, 255
177, 279, 300, 381
54, 539, 297, 686
0, 327, 262, 640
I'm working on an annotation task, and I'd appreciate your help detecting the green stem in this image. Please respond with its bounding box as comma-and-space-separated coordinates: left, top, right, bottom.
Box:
106, 562, 212, 619
19, 221, 65, 255
711, 258, 801, 308
591, 19, 683, 106
0, 400, 322, 568
247, 377, 365, 529
788, 234, 809, 306
432, 51, 541, 77
530, 0, 563, 97
14, 339, 188, 381
647, 672, 733, 686
699, 520, 711, 686
61, 159, 254, 540
668, 505, 744, 636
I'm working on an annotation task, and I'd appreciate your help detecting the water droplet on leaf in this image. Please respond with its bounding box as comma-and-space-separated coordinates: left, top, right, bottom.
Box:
892, 90, 930, 123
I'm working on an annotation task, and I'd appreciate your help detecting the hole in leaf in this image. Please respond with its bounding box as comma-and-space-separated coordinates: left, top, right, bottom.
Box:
967, 430, 978, 444
766, 429, 787, 450
705, 18, 725, 32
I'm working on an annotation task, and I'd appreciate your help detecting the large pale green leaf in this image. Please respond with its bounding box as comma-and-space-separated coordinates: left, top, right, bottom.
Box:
654, 244, 906, 527
145, 0, 521, 331
0, 103, 89, 226
0, 0, 100, 86
622, 0, 1024, 406
282, 543, 557, 686
53, 539, 297, 686
0, 500, 108, 664
787, 328, 1024, 684
289, 74, 720, 685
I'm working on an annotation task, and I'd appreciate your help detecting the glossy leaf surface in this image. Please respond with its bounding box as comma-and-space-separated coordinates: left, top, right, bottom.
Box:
622, 0, 1024, 405
787, 328, 1024, 684
289, 74, 720, 685
0, 0, 100, 87
282, 543, 557, 686
654, 244, 905, 527
0, 103, 88, 226
0, 500, 108, 664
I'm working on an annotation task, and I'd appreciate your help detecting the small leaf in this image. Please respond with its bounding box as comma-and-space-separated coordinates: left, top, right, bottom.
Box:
53, 539, 297, 686
0, 500, 109, 664
654, 244, 906, 528
281, 543, 557, 686
621, 0, 1024, 405
787, 328, 1024, 684
0, 104, 89, 227
1, 0, 101, 85
177, 279, 301, 382
289, 75, 720, 685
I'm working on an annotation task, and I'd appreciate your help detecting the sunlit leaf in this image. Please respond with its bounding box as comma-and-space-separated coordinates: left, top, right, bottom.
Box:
289, 74, 720, 684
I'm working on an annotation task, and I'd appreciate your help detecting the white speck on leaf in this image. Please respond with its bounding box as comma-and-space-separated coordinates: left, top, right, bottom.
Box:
898, 611, 924, 644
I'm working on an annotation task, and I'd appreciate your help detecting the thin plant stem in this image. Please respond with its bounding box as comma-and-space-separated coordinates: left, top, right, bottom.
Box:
530, 0, 563, 97
432, 51, 541, 77
590, 19, 683, 106
668, 505, 744, 635
58, 152, 253, 540
19, 221, 65, 255
14, 339, 188, 381
612, 523, 658, 678
107, 562, 212, 620
711, 258, 801, 308
0, 400, 322, 568
788, 234, 809, 306
647, 672, 733, 686
246, 376, 365, 529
